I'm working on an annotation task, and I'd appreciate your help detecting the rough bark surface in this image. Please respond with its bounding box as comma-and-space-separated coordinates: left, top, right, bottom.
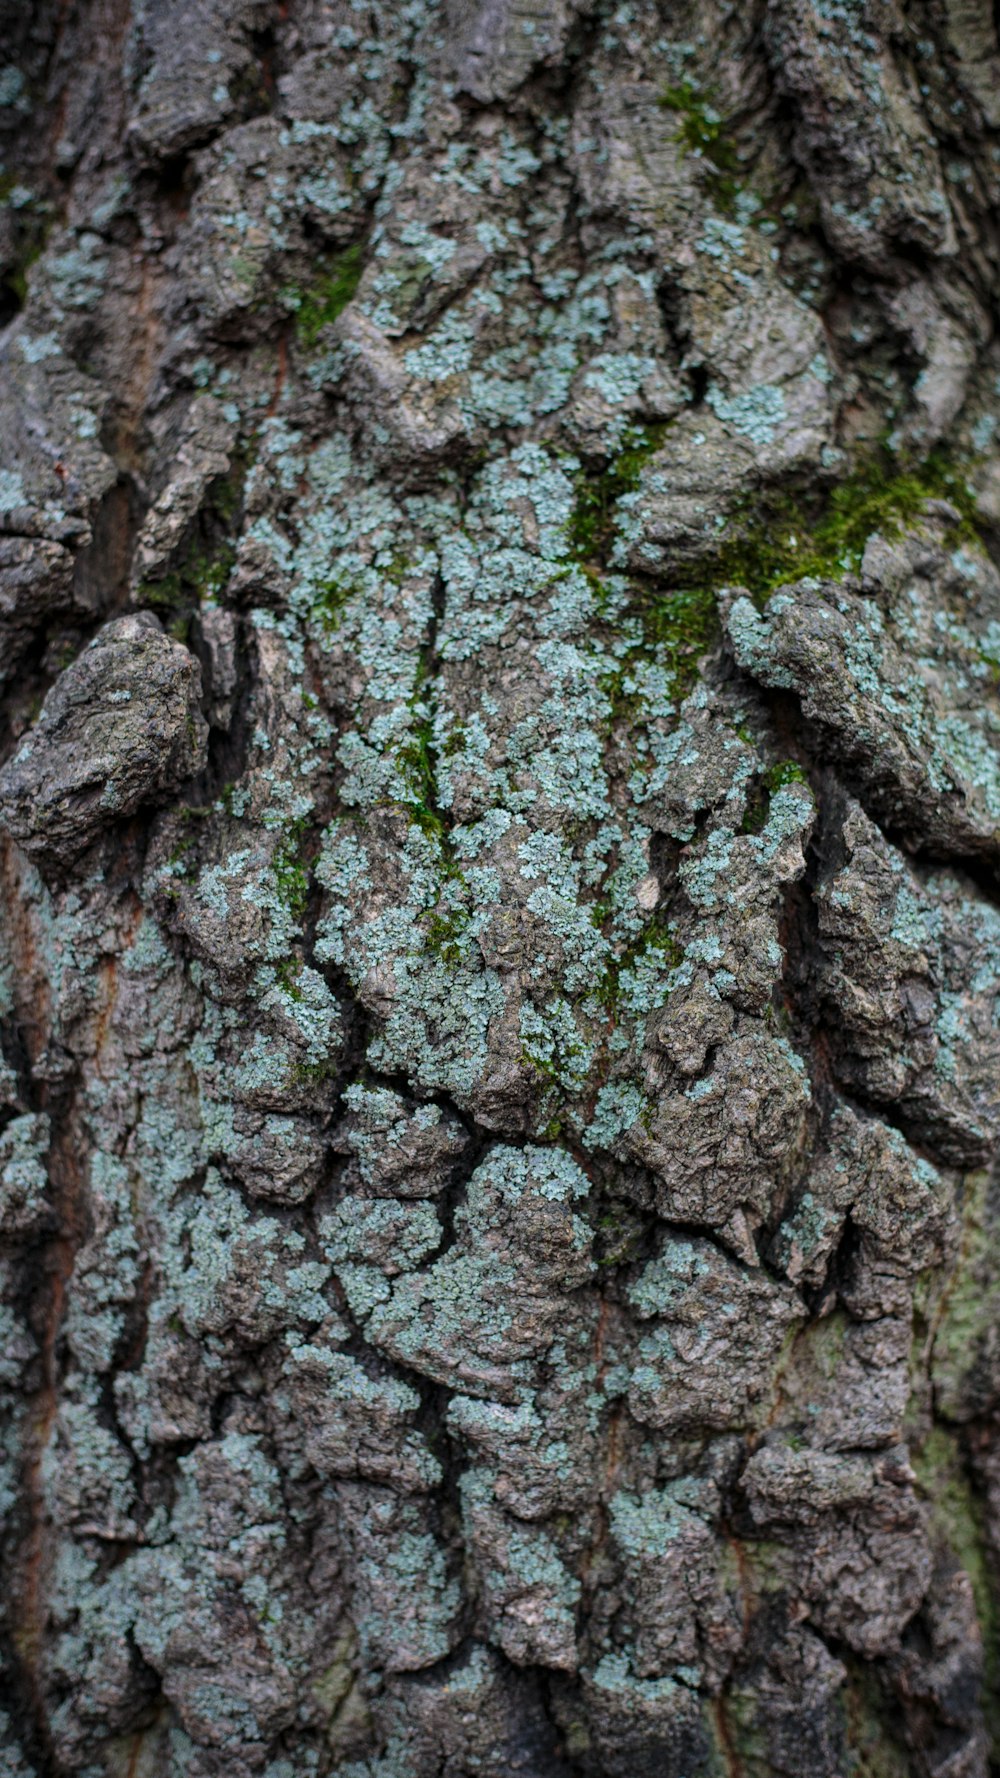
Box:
2, 1, 1000, 1773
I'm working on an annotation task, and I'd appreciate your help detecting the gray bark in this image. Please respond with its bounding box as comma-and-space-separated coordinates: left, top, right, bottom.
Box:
1, 0, 1000, 1772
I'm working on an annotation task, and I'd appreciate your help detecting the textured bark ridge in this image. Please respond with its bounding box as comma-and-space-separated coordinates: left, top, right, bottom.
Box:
3, 1, 1000, 1773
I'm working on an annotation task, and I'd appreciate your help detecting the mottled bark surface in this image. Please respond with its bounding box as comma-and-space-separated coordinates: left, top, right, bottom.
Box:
2, 1, 1000, 1772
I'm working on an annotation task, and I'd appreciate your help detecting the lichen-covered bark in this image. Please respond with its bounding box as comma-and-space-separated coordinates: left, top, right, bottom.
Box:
2, 1, 1000, 1772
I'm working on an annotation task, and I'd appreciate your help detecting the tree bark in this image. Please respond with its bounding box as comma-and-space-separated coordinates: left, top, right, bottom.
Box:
2, 0, 1000, 1772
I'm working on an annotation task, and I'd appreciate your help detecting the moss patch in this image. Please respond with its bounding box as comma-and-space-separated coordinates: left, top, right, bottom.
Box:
697, 450, 982, 609
135, 452, 252, 620
567, 424, 668, 564
397, 718, 444, 843
594, 1201, 648, 1268
569, 425, 720, 701
421, 904, 469, 965
571, 437, 982, 733
913, 1424, 1000, 1753
310, 576, 360, 634
660, 81, 741, 212
137, 542, 235, 624
0, 178, 50, 317
840, 1656, 912, 1777
273, 817, 310, 922
594, 913, 683, 1009
288, 242, 365, 348
642, 582, 720, 697
741, 760, 808, 833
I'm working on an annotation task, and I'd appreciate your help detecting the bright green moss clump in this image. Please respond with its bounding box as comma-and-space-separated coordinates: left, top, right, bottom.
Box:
703, 450, 982, 607
137, 540, 235, 622
135, 455, 250, 619
573, 434, 981, 716
596, 580, 720, 710
567, 424, 667, 563
741, 761, 808, 833
643, 583, 719, 696
422, 905, 468, 964
595, 913, 683, 1009
292, 242, 365, 347
570, 426, 720, 699
310, 576, 358, 633
912, 1424, 1000, 1757
660, 81, 741, 211
839, 1656, 913, 1778
397, 718, 451, 849
273, 817, 310, 921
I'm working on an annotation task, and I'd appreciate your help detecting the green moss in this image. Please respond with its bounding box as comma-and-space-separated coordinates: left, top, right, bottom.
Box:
421, 905, 468, 965
136, 455, 251, 616
396, 672, 471, 950
660, 81, 741, 212
609, 451, 983, 706
913, 1424, 1000, 1753
3, 238, 43, 311
137, 548, 230, 616
274, 956, 304, 999
930, 1170, 995, 1393
314, 1625, 372, 1755
519, 1038, 585, 1104
594, 451, 975, 714
572, 446, 980, 727
396, 718, 453, 851
597, 579, 719, 721
740, 793, 769, 837
397, 721, 437, 816
594, 1203, 647, 1268
595, 914, 683, 1008
166, 840, 196, 880
0, 178, 50, 315
799, 1309, 847, 1382
715, 1687, 770, 1775
209, 464, 247, 525
273, 817, 310, 921
565, 427, 727, 701
696, 450, 982, 609
163, 803, 215, 881
741, 760, 808, 833
394, 657, 466, 874
567, 424, 668, 565
764, 760, 807, 789
595, 663, 645, 734
311, 577, 358, 633
569, 426, 721, 704
175, 802, 214, 828
840, 1657, 912, 1777
381, 552, 415, 586
292, 1055, 339, 1085
288, 242, 365, 348
642, 582, 720, 696
660, 82, 737, 162
520, 1045, 560, 1086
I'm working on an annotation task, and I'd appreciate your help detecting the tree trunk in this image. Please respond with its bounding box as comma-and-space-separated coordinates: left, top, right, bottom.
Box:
2, 0, 1000, 1772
